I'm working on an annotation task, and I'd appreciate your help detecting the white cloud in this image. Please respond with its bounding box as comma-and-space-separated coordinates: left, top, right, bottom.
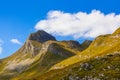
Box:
35, 10, 120, 39
11, 39, 22, 45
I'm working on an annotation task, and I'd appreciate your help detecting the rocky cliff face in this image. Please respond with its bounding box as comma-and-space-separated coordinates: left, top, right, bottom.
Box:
22, 30, 56, 56
22, 40, 42, 56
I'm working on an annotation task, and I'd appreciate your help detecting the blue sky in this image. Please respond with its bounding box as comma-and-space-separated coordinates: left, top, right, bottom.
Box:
0, 0, 120, 59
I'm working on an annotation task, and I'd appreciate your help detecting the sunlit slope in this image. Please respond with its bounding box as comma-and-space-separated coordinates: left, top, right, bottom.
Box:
37, 52, 120, 80
11, 41, 77, 80
50, 28, 120, 70
0, 40, 43, 80
0, 30, 91, 80
0, 40, 78, 80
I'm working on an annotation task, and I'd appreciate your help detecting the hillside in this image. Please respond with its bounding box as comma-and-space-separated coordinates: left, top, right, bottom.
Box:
32, 28, 120, 80
37, 52, 120, 80
50, 28, 120, 71
0, 30, 91, 80
1, 27, 120, 80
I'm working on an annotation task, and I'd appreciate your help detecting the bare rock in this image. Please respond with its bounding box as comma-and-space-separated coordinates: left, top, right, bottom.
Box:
22, 40, 42, 56
28, 30, 56, 43
81, 40, 92, 49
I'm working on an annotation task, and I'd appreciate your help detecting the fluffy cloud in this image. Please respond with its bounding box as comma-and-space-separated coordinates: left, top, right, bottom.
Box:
35, 10, 120, 39
11, 39, 22, 45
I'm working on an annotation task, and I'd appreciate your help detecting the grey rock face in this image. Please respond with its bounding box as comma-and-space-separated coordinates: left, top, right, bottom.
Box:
22, 30, 56, 56
28, 30, 56, 43
82, 40, 92, 46
23, 40, 42, 56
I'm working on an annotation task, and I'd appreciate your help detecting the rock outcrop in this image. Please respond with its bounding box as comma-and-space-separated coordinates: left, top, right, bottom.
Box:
22, 30, 56, 56
22, 40, 42, 56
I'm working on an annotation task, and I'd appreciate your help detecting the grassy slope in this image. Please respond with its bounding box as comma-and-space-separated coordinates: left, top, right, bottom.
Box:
13, 27, 120, 80
36, 53, 120, 80
11, 42, 76, 80
0, 40, 83, 80
1, 28, 120, 80
0, 40, 42, 80
50, 29, 120, 70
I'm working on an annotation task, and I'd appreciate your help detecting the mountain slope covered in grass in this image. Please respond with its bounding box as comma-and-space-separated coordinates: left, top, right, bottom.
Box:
31, 28, 120, 80
1, 28, 120, 80
0, 30, 91, 80
50, 28, 120, 71
37, 52, 120, 80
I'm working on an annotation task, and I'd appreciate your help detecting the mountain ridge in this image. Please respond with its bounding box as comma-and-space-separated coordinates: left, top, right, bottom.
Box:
49, 27, 120, 71
0, 30, 92, 80
1, 28, 120, 80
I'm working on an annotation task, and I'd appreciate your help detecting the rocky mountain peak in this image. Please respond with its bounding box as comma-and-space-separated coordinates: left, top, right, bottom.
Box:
21, 30, 56, 56
28, 30, 56, 43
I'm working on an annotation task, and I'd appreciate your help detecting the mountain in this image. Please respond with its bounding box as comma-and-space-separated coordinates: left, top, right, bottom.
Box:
38, 52, 120, 80
1, 27, 120, 80
49, 28, 120, 70
0, 30, 91, 80
37, 28, 120, 80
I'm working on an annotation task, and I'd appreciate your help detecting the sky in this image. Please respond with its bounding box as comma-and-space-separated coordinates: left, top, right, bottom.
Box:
0, 0, 120, 59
